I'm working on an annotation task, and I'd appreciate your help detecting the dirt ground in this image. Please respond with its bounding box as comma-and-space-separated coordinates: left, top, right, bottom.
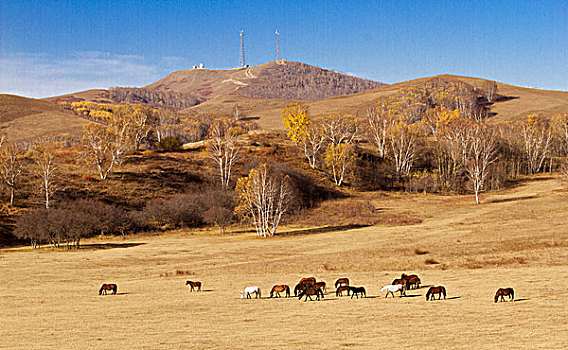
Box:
1, 176, 567, 349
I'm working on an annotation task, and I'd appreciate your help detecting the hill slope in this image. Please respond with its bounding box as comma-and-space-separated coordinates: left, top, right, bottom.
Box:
185, 74, 568, 130
0, 94, 88, 141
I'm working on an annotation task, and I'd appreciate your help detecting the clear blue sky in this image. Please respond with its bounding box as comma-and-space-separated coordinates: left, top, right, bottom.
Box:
1, 0, 567, 97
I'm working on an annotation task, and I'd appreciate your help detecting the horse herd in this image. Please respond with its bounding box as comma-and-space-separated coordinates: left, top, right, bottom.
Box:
96, 273, 515, 303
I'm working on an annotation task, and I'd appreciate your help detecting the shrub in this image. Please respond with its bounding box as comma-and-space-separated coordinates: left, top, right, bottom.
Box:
158, 136, 182, 152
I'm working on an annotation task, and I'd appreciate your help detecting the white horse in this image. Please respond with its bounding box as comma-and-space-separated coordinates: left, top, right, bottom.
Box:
380, 284, 405, 298
240, 286, 261, 299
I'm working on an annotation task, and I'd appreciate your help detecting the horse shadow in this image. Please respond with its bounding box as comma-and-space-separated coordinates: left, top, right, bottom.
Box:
514, 298, 530, 302
115, 292, 129, 296
402, 294, 421, 298
447, 296, 461, 300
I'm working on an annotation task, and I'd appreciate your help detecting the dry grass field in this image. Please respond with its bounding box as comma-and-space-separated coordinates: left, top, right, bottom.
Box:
1, 176, 567, 349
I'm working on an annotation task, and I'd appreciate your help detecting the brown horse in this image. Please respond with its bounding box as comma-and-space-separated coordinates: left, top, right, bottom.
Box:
294, 283, 310, 296
392, 278, 408, 289
99, 284, 117, 295
313, 281, 327, 294
270, 285, 290, 298
297, 284, 324, 301
335, 278, 349, 288
336, 285, 350, 296
349, 286, 366, 299
186, 281, 202, 292
494, 288, 514, 303
426, 286, 446, 301
401, 274, 420, 289
299, 277, 316, 285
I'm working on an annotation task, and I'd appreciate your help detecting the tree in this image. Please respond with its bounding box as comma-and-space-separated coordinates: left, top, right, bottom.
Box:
484, 80, 498, 102
0, 144, 24, 206
300, 119, 326, 168
321, 113, 358, 146
82, 123, 116, 180
207, 119, 242, 189
323, 143, 354, 186
282, 103, 310, 145
367, 104, 394, 158
388, 119, 420, 178
32, 143, 57, 209
551, 113, 568, 156
520, 114, 552, 174
464, 123, 498, 204
234, 163, 292, 237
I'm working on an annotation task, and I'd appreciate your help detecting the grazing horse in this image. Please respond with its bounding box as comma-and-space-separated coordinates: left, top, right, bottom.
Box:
270, 285, 290, 298
349, 286, 366, 299
186, 281, 202, 292
494, 288, 514, 303
336, 285, 350, 297
335, 278, 349, 288
380, 284, 405, 298
299, 277, 316, 285
99, 284, 117, 295
297, 285, 324, 301
426, 286, 446, 301
406, 276, 421, 289
401, 274, 420, 289
240, 286, 261, 299
294, 283, 310, 296
313, 281, 327, 294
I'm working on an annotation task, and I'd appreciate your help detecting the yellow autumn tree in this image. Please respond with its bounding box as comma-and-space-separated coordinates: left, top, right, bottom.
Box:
282, 103, 310, 144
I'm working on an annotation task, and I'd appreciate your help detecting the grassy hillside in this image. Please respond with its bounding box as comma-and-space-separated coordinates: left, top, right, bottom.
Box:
0, 94, 89, 141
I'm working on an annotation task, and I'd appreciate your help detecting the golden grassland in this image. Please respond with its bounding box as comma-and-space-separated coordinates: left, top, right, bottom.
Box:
1, 176, 567, 349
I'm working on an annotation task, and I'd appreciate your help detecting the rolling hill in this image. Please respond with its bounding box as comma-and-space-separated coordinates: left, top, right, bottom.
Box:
184, 74, 568, 130
0, 94, 89, 141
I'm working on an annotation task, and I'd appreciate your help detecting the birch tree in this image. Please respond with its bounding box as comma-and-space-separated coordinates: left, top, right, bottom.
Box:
32, 143, 57, 209
367, 104, 393, 158
388, 120, 420, 178
234, 163, 292, 237
465, 123, 498, 204
323, 143, 354, 186
207, 120, 241, 189
520, 114, 552, 174
0, 144, 24, 206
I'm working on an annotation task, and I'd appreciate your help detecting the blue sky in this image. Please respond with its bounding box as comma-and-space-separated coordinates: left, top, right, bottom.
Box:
1, 0, 567, 97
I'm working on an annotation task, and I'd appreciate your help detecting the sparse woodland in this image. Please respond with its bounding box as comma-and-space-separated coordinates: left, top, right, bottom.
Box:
1, 77, 567, 247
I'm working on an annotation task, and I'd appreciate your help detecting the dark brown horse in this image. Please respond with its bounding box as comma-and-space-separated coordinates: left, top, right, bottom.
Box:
313, 281, 327, 294
297, 284, 324, 301
270, 285, 290, 298
186, 281, 202, 292
426, 286, 446, 301
294, 283, 310, 296
335, 278, 349, 288
336, 285, 350, 296
494, 288, 514, 303
349, 286, 366, 299
299, 277, 316, 285
99, 283, 117, 295
401, 274, 420, 289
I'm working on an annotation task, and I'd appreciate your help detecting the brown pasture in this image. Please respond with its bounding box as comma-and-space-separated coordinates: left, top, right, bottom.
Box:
1, 176, 567, 349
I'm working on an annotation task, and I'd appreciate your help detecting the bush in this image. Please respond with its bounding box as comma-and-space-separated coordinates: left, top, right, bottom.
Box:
158, 136, 182, 152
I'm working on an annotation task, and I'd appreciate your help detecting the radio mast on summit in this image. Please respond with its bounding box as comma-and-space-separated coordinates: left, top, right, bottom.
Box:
275, 30, 280, 61
239, 30, 246, 67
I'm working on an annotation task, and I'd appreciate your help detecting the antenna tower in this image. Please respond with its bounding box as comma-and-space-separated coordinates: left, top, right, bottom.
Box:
275, 30, 280, 61
239, 30, 246, 67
